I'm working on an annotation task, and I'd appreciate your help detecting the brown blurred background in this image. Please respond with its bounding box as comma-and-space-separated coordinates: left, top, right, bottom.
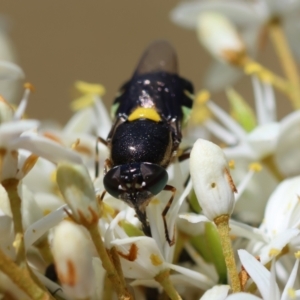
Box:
1, 1, 286, 124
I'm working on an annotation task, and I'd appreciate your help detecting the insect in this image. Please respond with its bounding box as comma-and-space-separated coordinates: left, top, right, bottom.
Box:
101, 40, 194, 245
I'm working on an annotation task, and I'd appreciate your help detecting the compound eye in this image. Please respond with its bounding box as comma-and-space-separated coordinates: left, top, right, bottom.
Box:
140, 163, 168, 196
103, 166, 122, 199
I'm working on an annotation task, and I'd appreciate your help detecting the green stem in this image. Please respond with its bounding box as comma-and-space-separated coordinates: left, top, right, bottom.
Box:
0, 247, 54, 300
214, 215, 241, 293
102, 273, 114, 300
269, 21, 300, 109
2, 178, 26, 267
154, 269, 181, 300
109, 246, 127, 288
87, 224, 133, 300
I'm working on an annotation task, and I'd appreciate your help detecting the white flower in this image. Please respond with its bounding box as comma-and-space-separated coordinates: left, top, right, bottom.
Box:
170, 1, 258, 90
105, 211, 215, 290
171, 0, 300, 91
196, 12, 246, 65
190, 138, 236, 221
56, 162, 99, 225
226, 176, 300, 266
229, 250, 300, 300
201, 78, 300, 224
200, 285, 230, 300
0, 18, 24, 103
52, 220, 96, 299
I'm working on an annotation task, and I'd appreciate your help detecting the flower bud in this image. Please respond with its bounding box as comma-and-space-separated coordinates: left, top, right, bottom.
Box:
52, 220, 95, 299
56, 162, 99, 225
190, 139, 236, 221
197, 12, 246, 66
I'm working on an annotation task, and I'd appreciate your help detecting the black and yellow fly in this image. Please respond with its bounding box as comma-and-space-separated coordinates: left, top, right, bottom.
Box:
101, 40, 194, 245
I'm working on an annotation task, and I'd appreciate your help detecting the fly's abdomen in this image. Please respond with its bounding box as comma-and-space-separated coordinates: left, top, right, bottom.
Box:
110, 119, 172, 166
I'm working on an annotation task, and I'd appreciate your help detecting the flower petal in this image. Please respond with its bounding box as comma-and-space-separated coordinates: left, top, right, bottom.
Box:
200, 285, 230, 300
238, 249, 280, 300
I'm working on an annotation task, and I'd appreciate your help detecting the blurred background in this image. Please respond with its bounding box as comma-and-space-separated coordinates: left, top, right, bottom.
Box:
1, 1, 283, 124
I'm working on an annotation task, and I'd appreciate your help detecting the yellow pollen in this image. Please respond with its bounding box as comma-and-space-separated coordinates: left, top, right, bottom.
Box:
50, 170, 57, 183
287, 288, 296, 299
43, 209, 51, 216
71, 139, 80, 149
102, 202, 115, 218
150, 254, 163, 266
228, 160, 235, 169
269, 248, 280, 257
75, 81, 106, 96
151, 198, 160, 205
24, 82, 35, 92
244, 62, 263, 75
294, 251, 300, 259
196, 90, 210, 105
70, 94, 95, 112
249, 162, 262, 172
244, 62, 272, 83
128, 107, 161, 122
189, 91, 212, 125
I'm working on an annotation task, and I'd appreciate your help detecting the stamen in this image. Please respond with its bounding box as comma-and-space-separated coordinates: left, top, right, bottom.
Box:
235, 163, 262, 202
13, 83, 34, 121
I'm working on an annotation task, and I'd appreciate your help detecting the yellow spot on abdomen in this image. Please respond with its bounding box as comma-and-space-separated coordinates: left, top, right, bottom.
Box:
128, 107, 161, 122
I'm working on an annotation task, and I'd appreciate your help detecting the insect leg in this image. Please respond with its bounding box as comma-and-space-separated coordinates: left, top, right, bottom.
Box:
100, 190, 106, 201
98, 158, 112, 202
178, 147, 191, 162
162, 184, 176, 246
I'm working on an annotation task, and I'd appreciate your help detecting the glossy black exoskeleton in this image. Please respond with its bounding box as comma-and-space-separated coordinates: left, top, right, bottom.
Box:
102, 40, 194, 244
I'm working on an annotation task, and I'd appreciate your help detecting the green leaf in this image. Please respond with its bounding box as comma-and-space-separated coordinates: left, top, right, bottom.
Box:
226, 88, 257, 132
190, 223, 227, 283
204, 222, 227, 283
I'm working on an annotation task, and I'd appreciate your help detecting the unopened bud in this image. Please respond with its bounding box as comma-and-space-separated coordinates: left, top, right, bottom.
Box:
56, 162, 99, 226
52, 220, 95, 299
197, 12, 246, 66
190, 139, 236, 221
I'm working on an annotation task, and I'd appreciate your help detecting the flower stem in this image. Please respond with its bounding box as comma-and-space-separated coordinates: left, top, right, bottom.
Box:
0, 247, 54, 300
109, 246, 127, 288
102, 273, 114, 300
214, 214, 241, 293
87, 224, 133, 300
154, 269, 182, 300
2, 178, 26, 266
269, 21, 300, 109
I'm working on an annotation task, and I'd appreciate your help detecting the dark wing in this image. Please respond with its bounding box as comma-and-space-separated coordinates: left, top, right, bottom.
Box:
134, 40, 178, 76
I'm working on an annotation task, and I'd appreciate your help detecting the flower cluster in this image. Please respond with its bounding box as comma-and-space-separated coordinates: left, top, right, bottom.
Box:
1, 2, 300, 299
